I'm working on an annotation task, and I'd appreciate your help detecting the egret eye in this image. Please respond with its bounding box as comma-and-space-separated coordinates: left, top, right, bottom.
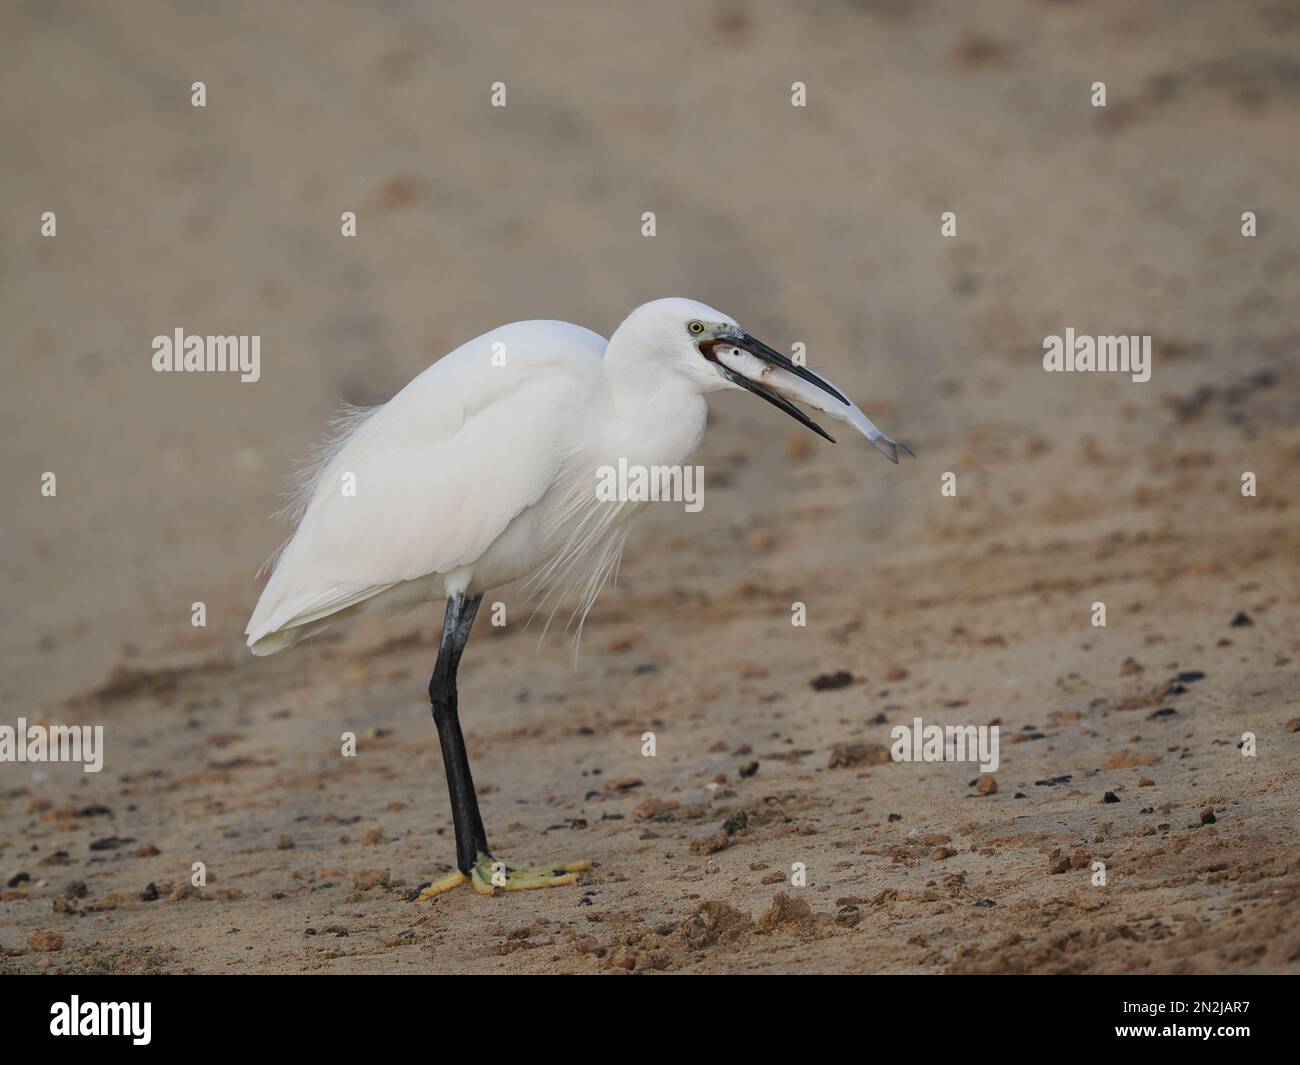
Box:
687, 320, 705, 336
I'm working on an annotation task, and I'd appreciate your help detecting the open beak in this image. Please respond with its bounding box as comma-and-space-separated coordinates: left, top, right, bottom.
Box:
703, 331, 845, 443
701, 329, 913, 463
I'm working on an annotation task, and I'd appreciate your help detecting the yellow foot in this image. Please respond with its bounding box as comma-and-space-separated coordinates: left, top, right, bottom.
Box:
417, 869, 469, 900
470, 852, 592, 895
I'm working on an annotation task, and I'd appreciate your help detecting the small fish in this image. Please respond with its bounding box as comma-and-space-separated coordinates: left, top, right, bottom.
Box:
714, 346, 913, 462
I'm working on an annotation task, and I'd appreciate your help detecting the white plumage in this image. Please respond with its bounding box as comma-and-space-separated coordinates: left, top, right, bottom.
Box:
246, 297, 906, 655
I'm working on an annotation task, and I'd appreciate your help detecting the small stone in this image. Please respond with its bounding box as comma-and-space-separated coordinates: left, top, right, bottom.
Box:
1230, 611, 1253, 627
1049, 857, 1071, 874
277, 835, 295, 850
1200, 807, 1216, 825
1120, 657, 1144, 675
930, 846, 957, 861
810, 670, 854, 691
27, 930, 63, 952
88, 836, 135, 851
1103, 791, 1121, 803
633, 797, 679, 820
1138, 777, 1155, 787
975, 773, 998, 795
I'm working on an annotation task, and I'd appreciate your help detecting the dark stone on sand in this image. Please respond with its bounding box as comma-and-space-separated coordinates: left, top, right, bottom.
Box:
810, 670, 854, 691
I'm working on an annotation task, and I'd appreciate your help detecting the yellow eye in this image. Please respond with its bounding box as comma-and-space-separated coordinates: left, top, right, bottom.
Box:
687, 320, 705, 335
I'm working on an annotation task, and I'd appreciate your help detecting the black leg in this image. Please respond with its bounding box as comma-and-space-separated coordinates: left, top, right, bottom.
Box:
429, 592, 487, 874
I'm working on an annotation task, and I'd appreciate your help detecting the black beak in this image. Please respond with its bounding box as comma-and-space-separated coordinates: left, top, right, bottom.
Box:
730, 331, 849, 406
715, 362, 836, 443
702, 331, 843, 442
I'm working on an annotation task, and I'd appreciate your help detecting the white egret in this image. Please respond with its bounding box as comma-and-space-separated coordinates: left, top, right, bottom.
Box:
246, 297, 909, 896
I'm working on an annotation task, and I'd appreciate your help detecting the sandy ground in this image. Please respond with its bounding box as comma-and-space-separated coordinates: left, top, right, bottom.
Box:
2, 1, 1298, 974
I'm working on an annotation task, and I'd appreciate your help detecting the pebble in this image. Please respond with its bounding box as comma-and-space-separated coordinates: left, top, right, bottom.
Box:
810, 670, 854, 691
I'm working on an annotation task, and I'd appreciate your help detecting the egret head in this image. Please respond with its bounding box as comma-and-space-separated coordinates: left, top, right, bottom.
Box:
611, 297, 866, 447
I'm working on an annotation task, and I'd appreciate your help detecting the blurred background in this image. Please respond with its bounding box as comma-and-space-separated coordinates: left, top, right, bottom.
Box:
4, 0, 1297, 708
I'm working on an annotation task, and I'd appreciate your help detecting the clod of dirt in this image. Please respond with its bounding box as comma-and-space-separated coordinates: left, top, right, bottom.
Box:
690, 831, 730, 855
618, 899, 755, 964
633, 797, 679, 820
721, 810, 749, 836
1120, 657, 1144, 675
1200, 807, 1217, 825
828, 741, 890, 768
1147, 707, 1178, 720
975, 773, 998, 795
1283, 718, 1300, 733
757, 893, 823, 937
27, 930, 64, 952
836, 905, 864, 927
931, 846, 958, 860
810, 670, 854, 691
738, 761, 759, 778
1138, 777, 1155, 787
353, 868, 391, 891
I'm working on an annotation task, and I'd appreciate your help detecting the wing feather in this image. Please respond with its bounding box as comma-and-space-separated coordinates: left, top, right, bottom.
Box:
246, 321, 606, 651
